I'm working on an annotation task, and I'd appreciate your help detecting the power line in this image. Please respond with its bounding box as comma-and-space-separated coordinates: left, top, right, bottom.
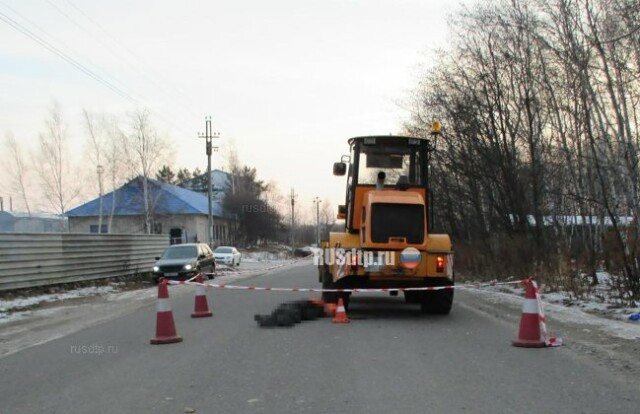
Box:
0, 7, 141, 106
43, 0, 192, 125
0, 3, 192, 135
62, 0, 203, 120
43, 0, 134, 95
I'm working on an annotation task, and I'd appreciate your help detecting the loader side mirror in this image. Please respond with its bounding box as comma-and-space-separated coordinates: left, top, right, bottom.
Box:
333, 162, 347, 176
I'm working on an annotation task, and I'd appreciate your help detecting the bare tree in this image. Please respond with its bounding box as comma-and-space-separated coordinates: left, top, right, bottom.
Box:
404, 0, 640, 298
4, 132, 32, 214
320, 198, 335, 238
104, 118, 126, 233
122, 109, 169, 234
222, 142, 241, 196
35, 102, 80, 220
82, 110, 129, 233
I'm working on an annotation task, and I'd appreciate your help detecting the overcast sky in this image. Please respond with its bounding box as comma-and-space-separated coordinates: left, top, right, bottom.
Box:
0, 0, 465, 219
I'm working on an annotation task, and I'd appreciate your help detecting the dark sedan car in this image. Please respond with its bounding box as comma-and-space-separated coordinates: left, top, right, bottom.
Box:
152, 243, 215, 284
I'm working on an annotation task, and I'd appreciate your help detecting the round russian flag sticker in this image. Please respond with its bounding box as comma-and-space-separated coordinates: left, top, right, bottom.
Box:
400, 247, 421, 269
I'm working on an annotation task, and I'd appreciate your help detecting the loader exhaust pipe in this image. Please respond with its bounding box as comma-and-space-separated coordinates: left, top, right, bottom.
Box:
376, 171, 386, 191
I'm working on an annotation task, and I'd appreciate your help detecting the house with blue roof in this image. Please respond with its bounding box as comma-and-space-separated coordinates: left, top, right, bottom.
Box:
65, 175, 235, 245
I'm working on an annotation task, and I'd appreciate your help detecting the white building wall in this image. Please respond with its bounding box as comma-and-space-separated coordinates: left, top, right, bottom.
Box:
68, 215, 233, 246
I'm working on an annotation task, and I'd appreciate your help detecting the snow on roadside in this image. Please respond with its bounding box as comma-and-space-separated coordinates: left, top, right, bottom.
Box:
4, 259, 639, 343
0, 252, 300, 325
241, 251, 289, 263
463, 278, 640, 341
0, 286, 117, 317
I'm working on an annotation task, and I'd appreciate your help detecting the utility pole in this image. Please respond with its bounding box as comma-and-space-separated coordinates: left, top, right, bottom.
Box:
97, 165, 104, 233
290, 187, 297, 251
198, 116, 220, 249
313, 196, 321, 246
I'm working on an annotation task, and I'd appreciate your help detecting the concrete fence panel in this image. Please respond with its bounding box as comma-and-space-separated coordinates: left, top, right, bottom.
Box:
0, 233, 169, 291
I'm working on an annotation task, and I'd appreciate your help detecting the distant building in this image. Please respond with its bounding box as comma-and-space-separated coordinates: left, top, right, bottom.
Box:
510, 215, 635, 227
65, 176, 236, 245
0, 211, 68, 233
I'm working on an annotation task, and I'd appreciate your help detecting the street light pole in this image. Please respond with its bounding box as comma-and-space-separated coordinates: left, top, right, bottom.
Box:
313, 196, 321, 246
97, 165, 104, 233
198, 116, 219, 249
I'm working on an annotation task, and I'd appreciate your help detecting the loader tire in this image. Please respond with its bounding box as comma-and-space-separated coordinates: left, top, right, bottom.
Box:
404, 291, 420, 304
419, 289, 453, 315
322, 271, 339, 304
338, 292, 351, 310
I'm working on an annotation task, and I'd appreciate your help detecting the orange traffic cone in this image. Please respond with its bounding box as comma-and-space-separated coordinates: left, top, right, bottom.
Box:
191, 274, 213, 318
332, 298, 350, 324
150, 278, 183, 344
513, 280, 545, 348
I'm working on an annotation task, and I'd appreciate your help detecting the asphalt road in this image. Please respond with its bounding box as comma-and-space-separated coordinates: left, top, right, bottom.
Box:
1, 262, 638, 414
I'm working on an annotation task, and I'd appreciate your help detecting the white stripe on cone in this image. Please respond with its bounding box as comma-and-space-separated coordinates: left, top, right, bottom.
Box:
336, 304, 346, 313
156, 298, 172, 312
196, 285, 206, 296
521, 299, 539, 314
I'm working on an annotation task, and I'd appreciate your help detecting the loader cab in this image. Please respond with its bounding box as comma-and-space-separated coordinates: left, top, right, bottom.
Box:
333, 134, 436, 235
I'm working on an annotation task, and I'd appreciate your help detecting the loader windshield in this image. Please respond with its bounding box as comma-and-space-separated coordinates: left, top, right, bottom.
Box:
356, 141, 424, 186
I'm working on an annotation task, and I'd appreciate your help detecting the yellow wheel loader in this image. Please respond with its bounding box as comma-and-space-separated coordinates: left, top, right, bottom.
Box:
318, 122, 454, 314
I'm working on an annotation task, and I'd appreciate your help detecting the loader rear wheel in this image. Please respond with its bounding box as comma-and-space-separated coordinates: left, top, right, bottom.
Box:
404, 291, 420, 304
419, 289, 453, 315
338, 292, 351, 310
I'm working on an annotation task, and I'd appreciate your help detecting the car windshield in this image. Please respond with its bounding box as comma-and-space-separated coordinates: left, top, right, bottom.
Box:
162, 245, 197, 259
215, 247, 233, 253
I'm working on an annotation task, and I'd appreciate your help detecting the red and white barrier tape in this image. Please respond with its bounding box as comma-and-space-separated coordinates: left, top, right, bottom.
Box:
166, 278, 527, 292
213, 257, 310, 276
166, 275, 562, 346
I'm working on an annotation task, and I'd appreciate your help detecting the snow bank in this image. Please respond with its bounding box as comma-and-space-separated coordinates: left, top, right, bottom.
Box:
241, 251, 288, 263
465, 281, 640, 341
0, 286, 117, 322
